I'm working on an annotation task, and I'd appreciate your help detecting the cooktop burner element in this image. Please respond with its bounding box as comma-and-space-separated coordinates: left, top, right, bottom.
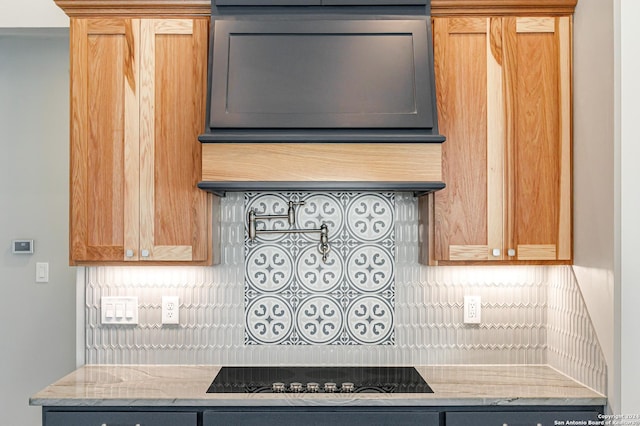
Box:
206, 367, 433, 394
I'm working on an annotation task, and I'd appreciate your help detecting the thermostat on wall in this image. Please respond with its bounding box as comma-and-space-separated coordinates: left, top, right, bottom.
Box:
12, 239, 34, 254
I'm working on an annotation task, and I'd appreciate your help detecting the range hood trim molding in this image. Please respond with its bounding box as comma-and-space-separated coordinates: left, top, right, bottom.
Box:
199, 130, 446, 144
197, 181, 446, 197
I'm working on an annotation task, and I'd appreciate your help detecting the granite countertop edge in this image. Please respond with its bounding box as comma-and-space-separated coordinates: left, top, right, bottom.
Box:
29, 364, 607, 408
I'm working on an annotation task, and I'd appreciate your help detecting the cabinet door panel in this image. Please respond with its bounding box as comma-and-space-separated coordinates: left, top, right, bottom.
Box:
139, 19, 210, 262
45, 410, 197, 426
204, 410, 439, 426
70, 18, 137, 262
447, 411, 599, 426
504, 16, 571, 261
209, 19, 434, 129
433, 17, 496, 261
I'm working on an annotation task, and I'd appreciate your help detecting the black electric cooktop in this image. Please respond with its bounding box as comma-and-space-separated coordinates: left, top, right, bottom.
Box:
207, 366, 433, 394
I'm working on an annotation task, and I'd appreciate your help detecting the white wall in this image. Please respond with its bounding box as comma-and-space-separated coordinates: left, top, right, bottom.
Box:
0, 0, 68, 28
576, 0, 640, 414
572, 0, 616, 412
0, 31, 76, 425
618, 0, 640, 414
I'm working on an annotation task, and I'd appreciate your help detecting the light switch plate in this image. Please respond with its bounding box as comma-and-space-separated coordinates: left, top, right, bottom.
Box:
35, 262, 49, 283
101, 297, 138, 325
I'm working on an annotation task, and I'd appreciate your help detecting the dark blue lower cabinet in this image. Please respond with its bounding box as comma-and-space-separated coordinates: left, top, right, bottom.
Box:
44, 411, 197, 426
446, 411, 601, 426
203, 410, 440, 426
42, 408, 604, 426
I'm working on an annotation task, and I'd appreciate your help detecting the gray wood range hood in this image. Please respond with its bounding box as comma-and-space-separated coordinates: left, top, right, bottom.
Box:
198, 1, 445, 196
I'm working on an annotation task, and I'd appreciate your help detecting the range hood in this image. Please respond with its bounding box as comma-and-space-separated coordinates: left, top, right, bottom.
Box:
198, 1, 445, 196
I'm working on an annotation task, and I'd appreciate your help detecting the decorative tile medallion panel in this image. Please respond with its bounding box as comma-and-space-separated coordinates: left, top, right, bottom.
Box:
244, 192, 396, 345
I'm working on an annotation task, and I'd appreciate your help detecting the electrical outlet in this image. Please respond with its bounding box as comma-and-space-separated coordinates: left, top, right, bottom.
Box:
162, 296, 180, 325
464, 295, 481, 324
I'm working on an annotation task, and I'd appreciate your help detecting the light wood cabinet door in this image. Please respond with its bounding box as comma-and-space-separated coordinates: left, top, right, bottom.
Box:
504, 16, 572, 262
430, 15, 571, 263
69, 17, 212, 264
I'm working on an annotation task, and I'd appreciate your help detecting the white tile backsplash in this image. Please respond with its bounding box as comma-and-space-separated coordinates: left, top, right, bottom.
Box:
83, 192, 606, 394
547, 266, 607, 393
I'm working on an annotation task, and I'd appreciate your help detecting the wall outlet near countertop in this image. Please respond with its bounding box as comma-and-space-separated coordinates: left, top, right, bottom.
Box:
162, 296, 180, 325
464, 295, 481, 324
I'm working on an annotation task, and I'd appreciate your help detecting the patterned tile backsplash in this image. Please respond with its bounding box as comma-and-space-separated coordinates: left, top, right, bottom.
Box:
83, 192, 606, 394
244, 192, 395, 345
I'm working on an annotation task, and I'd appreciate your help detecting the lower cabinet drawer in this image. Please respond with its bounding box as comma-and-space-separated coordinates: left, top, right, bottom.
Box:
45, 411, 197, 426
204, 410, 440, 426
446, 411, 601, 426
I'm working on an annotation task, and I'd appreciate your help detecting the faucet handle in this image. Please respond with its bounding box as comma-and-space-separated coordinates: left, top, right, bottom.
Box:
248, 209, 257, 240
318, 223, 330, 262
287, 201, 305, 225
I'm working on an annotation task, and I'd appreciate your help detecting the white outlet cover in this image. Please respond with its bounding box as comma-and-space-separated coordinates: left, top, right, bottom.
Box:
162, 296, 180, 325
464, 295, 481, 324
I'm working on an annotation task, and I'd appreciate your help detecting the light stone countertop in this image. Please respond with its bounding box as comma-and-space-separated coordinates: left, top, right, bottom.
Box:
29, 365, 606, 407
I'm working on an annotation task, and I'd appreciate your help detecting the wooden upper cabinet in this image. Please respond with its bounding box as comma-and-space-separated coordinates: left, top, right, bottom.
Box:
430, 15, 571, 264
69, 17, 213, 264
